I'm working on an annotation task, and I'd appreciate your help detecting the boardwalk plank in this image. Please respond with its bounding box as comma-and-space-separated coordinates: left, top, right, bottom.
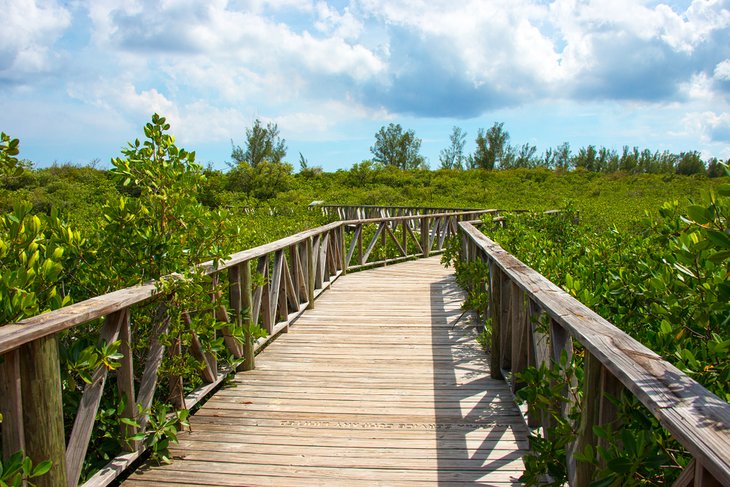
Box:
123, 258, 527, 486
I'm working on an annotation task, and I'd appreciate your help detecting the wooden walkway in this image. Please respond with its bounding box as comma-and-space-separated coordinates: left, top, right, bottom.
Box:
124, 257, 528, 486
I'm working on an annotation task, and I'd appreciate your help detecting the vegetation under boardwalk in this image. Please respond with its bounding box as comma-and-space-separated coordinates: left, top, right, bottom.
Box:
124, 257, 528, 486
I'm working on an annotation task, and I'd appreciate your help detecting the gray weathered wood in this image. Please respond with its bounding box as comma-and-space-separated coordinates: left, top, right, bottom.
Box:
66, 311, 124, 487
489, 261, 503, 380
510, 283, 528, 392
0, 348, 24, 459
240, 261, 255, 371
307, 237, 315, 309
459, 221, 730, 485
20, 334, 67, 487
136, 311, 169, 432
116, 309, 137, 452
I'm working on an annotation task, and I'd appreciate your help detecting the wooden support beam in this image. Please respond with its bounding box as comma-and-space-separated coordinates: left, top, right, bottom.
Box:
136, 311, 169, 432
510, 283, 528, 392
240, 261, 255, 371
228, 263, 244, 358
361, 223, 385, 264
345, 225, 361, 269
489, 261, 503, 380
20, 334, 67, 487
167, 334, 184, 410
339, 225, 347, 275
0, 348, 24, 459
116, 309, 137, 452
420, 217, 430, 258
500, 270, 512, 372
66, 312, 124, 487
307, 237, 316, 309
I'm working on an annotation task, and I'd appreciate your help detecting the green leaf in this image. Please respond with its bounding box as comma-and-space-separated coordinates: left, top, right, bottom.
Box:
717, 184, 730, 196
686, 205, 710, 224
705, 229, 730, 249
590, 476, 618, 487
29, 460, 53, 478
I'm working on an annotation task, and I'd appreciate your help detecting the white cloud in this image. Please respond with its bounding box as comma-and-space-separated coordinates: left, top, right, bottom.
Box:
715, 59, 730, 81
0, 0, 71, 81
682, 110, 730, 144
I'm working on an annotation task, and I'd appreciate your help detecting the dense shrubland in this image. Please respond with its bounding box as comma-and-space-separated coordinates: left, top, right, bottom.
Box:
450, 176, 729, 485
1, 115, 727, 483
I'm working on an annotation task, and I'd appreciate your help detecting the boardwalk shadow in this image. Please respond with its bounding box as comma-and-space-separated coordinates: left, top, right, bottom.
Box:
430, 276, 527, 486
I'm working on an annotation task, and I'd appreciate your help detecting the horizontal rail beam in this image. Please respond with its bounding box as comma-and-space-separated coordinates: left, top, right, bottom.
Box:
458, 220, 730, 485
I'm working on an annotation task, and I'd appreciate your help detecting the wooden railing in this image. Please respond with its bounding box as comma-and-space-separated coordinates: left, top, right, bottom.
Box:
458, 220, 730, 486
0, 210, 492, 487
311, 203, 482, 221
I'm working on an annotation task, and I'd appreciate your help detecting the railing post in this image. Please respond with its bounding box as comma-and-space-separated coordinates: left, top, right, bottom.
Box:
116, 309, 138, 451
420, 217, 430, 257
489, 261, 503, 380
167, 334, 184, 409
573, 352, 625, 485
0, 349, 24, 459
510, 283, 528, 392
241, 261, 255, 371
402, 220, 408, 256
307, 237, 315, 309
500, 271, 512, 372
357, 225, 364, 266
339, 224, 346, 275
20, 335, 68, 487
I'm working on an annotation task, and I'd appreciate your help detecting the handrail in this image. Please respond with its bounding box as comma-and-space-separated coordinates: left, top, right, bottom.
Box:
312, 203, 485, 221
458, 220, 730, 486
0, 209, 490, 487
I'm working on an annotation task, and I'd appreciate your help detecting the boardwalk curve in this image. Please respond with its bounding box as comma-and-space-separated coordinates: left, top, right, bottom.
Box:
124, 257, 528, 486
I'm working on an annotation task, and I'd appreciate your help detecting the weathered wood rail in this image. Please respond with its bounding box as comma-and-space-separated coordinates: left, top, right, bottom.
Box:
459, 220, 730, 486
0, 210, 490, 487
312, 203, 482, 221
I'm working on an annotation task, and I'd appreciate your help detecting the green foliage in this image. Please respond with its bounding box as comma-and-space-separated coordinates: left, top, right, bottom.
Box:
0, 451, 53, 487
1, 117, 726, 485
0, 132, 24, 178
370, 123, 427, 170
515, 356, 580, 486
138, 405, 190, 465
0, 201, 85, 324
474, 179, 729, 485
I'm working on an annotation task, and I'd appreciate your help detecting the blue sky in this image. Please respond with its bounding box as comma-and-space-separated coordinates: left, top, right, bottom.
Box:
1, 0, 729, 171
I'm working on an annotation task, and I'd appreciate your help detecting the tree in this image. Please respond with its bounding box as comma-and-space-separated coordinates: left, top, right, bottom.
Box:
555, 142, 571, 170
572, 145, 598, 171
676, 151, 706, 175
471, 122, 510, 170
707, 158, 725, 178
228, 119, 292, 198
439, 126, 466, 170
370, 123, 426, 170
231, 119, 286, 168
513, 143, 538, 169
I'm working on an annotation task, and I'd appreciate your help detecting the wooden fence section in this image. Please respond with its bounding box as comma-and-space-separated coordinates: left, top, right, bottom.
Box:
0, 210, 492, 487
312, 203, 482, 221
123, 257, 528, 486
459, 221, 730, 486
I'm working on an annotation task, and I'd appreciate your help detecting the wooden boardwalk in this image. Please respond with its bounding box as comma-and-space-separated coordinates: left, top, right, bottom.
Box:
124, 257, 528, 486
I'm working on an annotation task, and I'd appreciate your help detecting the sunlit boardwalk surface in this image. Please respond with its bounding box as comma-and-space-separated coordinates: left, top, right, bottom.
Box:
124, 257, 528, 486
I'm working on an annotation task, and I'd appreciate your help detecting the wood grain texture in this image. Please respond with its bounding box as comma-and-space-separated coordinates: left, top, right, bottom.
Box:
460, 221, 730, 485
124, 257, 527, 486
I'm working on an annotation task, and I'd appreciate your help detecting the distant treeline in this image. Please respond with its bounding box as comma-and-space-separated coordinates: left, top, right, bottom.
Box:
436, 123, 724, 176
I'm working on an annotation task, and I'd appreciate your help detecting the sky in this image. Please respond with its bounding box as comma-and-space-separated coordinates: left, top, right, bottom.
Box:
1, 0, 729, 172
